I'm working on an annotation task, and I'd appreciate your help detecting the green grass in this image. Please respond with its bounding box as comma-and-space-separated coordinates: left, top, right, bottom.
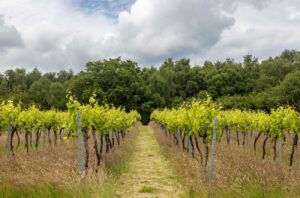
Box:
139, 186, 156, 193
182, 183, 300, 198
90, 128, 140, 197
0, 183, 73, 198
0, 182, 118, 198
99, 134, 138, 197
212, 182, 300, 198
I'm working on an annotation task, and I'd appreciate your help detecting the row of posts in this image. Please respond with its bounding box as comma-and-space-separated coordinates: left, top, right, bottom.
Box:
5, 115, 218, 192
5, 113, 286, 194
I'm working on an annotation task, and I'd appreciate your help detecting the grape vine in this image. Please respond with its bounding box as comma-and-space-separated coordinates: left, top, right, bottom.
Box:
0, 95, 140, 172
151, 98, 300, 166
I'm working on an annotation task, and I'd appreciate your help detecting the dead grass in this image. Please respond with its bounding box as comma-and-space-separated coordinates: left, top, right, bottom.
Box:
0, 133, 8, 156
0, 122, 141, 197
150, 122, 300, 197
0, 140, 81, 187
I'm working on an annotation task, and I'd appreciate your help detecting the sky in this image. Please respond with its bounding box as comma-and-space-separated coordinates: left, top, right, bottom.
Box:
0, 0, 299, 72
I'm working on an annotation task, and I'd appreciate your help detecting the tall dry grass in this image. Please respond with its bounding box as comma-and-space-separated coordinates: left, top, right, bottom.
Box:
150, 121, 300, 197
0, 122, 141, 197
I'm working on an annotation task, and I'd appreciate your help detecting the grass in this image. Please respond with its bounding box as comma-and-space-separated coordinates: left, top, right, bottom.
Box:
113, 125, 187, 197
214, 182, 300, 198
139, 186, 156, 193
0, 122, 141, 198
0, 183, 73, 198
98, 124, 141, 197
0, 182, 118, 198
150, 121, 300, 198
0, 134, 72, 158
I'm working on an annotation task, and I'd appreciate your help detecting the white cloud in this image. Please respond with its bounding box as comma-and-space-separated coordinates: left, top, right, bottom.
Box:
115, 0, 234, 65
196, 0, 300, 63
0, 0, 115, 72
0, 0, 299, 72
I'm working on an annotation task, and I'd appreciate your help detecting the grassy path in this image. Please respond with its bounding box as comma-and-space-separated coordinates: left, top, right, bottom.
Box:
115, 125, 186, 198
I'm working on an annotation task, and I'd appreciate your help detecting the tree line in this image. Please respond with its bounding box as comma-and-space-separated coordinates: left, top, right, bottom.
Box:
0, 49, 300, 124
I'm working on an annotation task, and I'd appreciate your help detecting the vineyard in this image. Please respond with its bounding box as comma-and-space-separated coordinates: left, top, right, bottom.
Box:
0, 0, 299, 196
151, 98, 300, 167
0, 95, 140, 178
0, 96, 300, 197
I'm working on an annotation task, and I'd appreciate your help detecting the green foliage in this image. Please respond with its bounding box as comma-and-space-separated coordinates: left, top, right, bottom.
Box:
0, 100, 21, 131
66, 95, 140, 134
152, 98, 300, 141
1, 50, 300, 123
0, 94, 140, 139
151, 96, 220, 140
18, 105, 42, 132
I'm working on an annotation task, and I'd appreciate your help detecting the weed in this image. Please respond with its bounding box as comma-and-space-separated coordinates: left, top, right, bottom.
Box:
139, 186, 156, 193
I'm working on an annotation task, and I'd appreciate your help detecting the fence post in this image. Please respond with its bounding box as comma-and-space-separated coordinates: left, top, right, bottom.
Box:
279, 138, 283, 162
60, 128, 64, 143
187, 135, 191, 155
209, 117, 218, 197
6, 124, 12, 155
245, 132, 249, 145
77, 111, 85, 176
177, 128, 180, 148
102, 134, 106, 155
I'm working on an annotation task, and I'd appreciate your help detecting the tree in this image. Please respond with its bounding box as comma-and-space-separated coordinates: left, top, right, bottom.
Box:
29, 77, 51, 109
205, 60, 243, 98
26, 68, 42, 89
48, 82, 66, 110
57, 70, 74, 83
276, 71, 300, 110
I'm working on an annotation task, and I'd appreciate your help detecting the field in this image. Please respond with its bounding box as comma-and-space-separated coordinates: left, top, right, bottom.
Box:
0, 120, 299, 198
0, 123, 141, 198
151, 122, 300, 197
1, 0, 300, 197
0, 93, 299, 198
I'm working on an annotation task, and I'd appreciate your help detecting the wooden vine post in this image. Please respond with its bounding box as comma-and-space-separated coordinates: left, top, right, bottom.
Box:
6, 124, 13, 155
176, 128, 181, 148
208, 117, 218, 197
279, 138, 283, 162
42, 125, 46, 145
77, 111, 85, 176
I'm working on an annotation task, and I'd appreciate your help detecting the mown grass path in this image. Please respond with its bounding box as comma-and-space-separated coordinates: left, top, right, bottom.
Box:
115, 125, 186, 198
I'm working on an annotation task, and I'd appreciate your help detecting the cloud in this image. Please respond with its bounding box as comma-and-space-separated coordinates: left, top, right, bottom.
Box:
115, 0, 235, 65
0, 0, 114, 72
195, 0, 300, 64
0, 15, 23, 51
231, 0, 271, 9
0, 0, 299, 72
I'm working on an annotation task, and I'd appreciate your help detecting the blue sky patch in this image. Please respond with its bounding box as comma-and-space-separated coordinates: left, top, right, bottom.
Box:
74, 0, 135, 17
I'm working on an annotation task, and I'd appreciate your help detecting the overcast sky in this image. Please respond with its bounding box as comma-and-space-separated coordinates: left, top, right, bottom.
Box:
0, 0, 299, 72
